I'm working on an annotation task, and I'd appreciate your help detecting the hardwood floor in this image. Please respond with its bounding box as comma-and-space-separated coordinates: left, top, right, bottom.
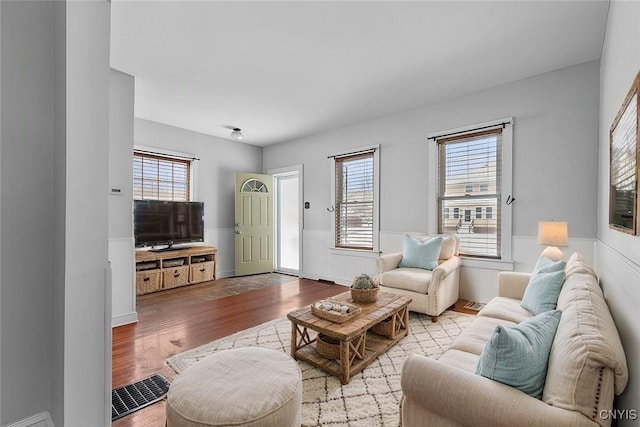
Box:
112, 274, 346, 427
111, 275, 478, 426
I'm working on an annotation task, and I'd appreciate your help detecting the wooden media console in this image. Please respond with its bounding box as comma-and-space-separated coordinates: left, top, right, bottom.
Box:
135, 245, 217, 295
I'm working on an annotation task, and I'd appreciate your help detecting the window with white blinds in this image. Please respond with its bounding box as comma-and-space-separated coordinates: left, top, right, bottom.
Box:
437, 128, 503, 258
334, 150, 376, 250
133, 151, 191, 201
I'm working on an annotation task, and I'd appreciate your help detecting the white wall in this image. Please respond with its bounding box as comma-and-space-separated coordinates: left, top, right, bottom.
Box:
50, 0, 66, 423
134, 118, 263, 278
0, 2, 110, 426
64, 1, 111, 425
597, 1, 640, 423
264, 61, 600, 301
0, 2, 3, 420
0, 2, 54, 423
109, 69, 137, 327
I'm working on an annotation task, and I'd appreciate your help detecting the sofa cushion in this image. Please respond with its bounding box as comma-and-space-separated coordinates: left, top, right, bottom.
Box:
399, 235, 442, 270
436, 235, 458, 260
564, 252, 597, 279
544, 272, 629, 418
379, 268, 433, 294
478, 297, 535, 324
476, 310, 562, 399
437, 349, 480, 373
449, 316, 517, 356
521, 257, 566, 315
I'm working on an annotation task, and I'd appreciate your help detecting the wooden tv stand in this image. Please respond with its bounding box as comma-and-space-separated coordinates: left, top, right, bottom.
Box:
135, 245, 217, 295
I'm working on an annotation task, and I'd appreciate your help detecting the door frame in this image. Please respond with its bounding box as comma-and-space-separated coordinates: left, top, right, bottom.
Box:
269, 165, 303, 276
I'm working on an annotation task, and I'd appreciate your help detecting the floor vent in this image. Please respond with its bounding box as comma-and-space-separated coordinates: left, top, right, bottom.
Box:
463, 301, 486, 311
112, 373, 170, 421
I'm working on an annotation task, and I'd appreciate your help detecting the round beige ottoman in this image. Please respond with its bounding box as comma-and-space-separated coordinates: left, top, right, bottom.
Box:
166, 347, 302, 427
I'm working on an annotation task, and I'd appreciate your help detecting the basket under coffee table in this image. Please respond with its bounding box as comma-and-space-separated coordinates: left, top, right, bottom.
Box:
287, 291, 411, 384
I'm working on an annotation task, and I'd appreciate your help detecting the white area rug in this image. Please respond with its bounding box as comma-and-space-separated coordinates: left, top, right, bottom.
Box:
167, 310, 474, 427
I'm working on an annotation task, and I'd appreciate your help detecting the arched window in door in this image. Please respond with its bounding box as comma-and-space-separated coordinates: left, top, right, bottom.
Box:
241, 178, 268, 193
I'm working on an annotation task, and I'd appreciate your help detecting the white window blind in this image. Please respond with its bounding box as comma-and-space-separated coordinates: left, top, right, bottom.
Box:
133, 151, 191, 201
334, 151, 375, 250
437, 128, 502, 258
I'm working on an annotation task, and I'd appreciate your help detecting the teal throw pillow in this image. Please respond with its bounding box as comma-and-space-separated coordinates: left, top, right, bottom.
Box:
533, 255, 565, 274
521, 256, 566, 315
399, 235, 442, 270
476, 310, 562, 399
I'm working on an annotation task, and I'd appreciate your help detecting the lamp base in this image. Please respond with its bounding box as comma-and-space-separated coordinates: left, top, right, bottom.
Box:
541, 246, 564, 261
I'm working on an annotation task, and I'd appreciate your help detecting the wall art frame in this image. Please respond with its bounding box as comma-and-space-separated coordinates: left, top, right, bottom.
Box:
609, 71, 640, 234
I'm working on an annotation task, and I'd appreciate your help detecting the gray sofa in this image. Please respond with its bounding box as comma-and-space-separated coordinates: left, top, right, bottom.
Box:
400, 252, 628, 426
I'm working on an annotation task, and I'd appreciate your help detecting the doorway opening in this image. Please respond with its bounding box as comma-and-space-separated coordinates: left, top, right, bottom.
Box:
271, 166, 302, 275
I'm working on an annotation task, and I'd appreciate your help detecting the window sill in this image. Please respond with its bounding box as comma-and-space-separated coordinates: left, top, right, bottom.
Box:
330, 248, 382, 259
460, 257, 514, 271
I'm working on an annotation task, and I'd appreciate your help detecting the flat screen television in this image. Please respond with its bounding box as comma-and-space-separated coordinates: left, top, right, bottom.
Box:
134, 200, 204, 251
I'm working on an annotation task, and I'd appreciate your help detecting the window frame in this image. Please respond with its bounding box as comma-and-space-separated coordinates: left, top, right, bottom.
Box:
330, 145, 380, 254
133, 146, 197, 202
427, 118, 513, 266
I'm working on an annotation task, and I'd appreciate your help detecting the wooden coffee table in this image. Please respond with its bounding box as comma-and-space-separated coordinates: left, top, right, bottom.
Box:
287, 291, 411, 384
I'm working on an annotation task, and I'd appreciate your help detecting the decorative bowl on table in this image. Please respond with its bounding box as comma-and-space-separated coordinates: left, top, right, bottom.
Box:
311, 299, 361, 323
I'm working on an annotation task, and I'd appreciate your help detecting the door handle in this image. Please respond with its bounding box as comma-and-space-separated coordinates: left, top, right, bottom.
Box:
235, 230, 241, 235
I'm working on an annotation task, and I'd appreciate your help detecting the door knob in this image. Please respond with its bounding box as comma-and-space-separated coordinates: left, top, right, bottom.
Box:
235, 230, 241, 235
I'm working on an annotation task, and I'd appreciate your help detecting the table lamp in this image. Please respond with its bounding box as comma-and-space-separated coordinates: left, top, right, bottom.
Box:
538, 221, 568, 260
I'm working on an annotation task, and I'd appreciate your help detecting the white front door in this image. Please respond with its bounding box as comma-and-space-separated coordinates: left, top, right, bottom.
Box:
235, 172, 274, 276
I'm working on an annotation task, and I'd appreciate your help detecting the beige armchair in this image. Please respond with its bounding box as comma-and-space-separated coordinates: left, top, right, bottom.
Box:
376, 235, 460, 321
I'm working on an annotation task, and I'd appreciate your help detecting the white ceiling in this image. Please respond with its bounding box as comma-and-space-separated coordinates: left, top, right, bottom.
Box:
110, 1, 609, 147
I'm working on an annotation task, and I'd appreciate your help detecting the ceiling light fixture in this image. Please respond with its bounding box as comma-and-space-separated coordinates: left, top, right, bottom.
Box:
230, 127, 243, 140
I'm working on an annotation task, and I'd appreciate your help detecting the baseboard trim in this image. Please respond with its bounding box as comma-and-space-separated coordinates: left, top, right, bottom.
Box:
300, 271, 350, 286
217, 270, 234, 279
5, 411, 54, 427
112, 311, 138, 328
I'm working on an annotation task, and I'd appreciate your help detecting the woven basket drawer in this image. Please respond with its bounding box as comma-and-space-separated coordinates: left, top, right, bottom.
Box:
371, 316, 400, 339
190, 261, 215, 283
163, 266, 190, 289
136, 270, 161, 294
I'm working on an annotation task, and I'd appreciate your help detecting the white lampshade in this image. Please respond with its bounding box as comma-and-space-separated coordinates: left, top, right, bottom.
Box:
537, 221, 568, 247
